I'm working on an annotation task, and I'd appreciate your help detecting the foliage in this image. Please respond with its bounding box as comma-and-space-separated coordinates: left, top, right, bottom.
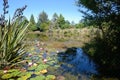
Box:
30, 14, 36, 25
1, 69, 21, 79
18, 73, 31, 80
57, 14, 65, 29
1, 73, 13, 79
40, 22, 50, 31
51, 13, 59, 29
38, 11, 49, 23
37, 11, 49, 31
52, 13, 58, 22
0, 69, 34, 80
35, 64, 49, 71
0, 16, 29, 68
51, 13, 71, 29
62, 20, 70, 29
76, 0, 120, 31
46, 75, 56, 80
77, 0, 120, 78
29, 14, 37, 31
28, 65, 37, 70
30, 75, 46, 80
0, 70, 4, 75
29, 25, 38, 31
0, 0, 30, 69
75, 22, 84, 28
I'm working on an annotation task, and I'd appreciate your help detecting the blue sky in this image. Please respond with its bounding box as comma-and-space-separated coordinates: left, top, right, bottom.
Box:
0, 0, 83, 23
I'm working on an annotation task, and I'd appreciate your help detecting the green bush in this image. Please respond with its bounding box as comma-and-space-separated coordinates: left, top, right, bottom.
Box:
0, 17, 30, 68
0, 0, 30, 69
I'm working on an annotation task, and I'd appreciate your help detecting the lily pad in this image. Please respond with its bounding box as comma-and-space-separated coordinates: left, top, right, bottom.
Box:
35, 64, 49, 71
9, 79, 15, 80
0, 70, 4, 75
1, 73, 12, 79
18, 73, 31, 80
34, 72, 41, 75
28, 66, 37, 70
40, 69, 47, 74
46, 75, 56, 80
30, 75, 45, 80
8, 69, 20, 72
18, 72, 32, 77
11, 71, 21, 77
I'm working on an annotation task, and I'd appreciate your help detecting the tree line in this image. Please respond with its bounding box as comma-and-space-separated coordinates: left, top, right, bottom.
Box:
28, 11, 90, 32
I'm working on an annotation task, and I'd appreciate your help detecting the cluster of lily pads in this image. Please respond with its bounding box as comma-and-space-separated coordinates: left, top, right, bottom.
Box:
0, 69, 55, 80
0, 41, 60, 80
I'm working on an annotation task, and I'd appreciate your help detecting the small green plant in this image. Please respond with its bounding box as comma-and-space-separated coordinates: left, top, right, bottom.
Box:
0, 0, 30, 69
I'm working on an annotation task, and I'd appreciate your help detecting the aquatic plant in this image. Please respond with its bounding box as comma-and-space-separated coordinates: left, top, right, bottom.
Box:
18, 73, 31, 80
0, 69, 27, 79
35, 64, 49, 71
40, 69, 47, 74
1, 73, 13, 79
28, 66, 37, 70
0, 70, 4, 75
30, 75, 46, 80
9, 79, 14, 80
46, 75, 56, 80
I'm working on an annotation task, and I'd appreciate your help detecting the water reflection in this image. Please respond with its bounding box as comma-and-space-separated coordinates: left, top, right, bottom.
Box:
25, 33, 98, 79
57, 48, 98, 76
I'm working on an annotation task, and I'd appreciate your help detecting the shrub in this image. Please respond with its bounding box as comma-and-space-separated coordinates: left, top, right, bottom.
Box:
0, 0, 30, 69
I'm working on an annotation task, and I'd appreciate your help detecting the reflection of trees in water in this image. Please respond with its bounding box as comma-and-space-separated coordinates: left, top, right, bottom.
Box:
56, 48, 98, 78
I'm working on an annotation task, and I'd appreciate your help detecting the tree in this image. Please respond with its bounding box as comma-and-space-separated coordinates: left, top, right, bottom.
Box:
30, 14, 36, 25
37, 11, 49, 31
76, 0, 120, 76
29, 14, 37, 31
38, 11, 48, 23
71, 21, 75, 27
57, 14, 65, 29
51, 13, 59, 29
63, 20, 70, 29
52, 13, 58, 22
40, 22, 50, 31
76, 0, 120, 32
75, 22, 84, 28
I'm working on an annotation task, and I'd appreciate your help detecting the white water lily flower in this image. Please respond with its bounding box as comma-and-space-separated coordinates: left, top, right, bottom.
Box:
56, 50, 59, 53
28, 62, 33, 66
3, 70, 8, 73
33, 63, 37, 66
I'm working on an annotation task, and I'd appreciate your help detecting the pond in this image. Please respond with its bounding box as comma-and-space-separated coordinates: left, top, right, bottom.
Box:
0, 33, 99, 80
24, 33, 98, 80
47, 47, 98, 80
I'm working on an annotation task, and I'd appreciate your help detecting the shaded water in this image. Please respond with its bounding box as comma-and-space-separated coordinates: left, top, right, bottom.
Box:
58, 48, 97, 74
47, 48, 98, 80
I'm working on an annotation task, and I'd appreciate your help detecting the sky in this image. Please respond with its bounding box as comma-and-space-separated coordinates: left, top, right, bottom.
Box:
0, 0, 83, 23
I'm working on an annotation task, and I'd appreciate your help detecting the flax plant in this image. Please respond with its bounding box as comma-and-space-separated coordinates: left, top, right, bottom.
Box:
0, 0, 30, 69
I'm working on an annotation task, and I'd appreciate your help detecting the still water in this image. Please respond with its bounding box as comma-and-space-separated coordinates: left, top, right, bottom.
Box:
47, 48, 98, 80
26, 33, 98, 80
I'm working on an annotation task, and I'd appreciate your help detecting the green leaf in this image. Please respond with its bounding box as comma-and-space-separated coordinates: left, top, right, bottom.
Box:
46, 75, 56, 80
30, 75, 45, 80
28, 66, 37, 70
1, 74, 13, 79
